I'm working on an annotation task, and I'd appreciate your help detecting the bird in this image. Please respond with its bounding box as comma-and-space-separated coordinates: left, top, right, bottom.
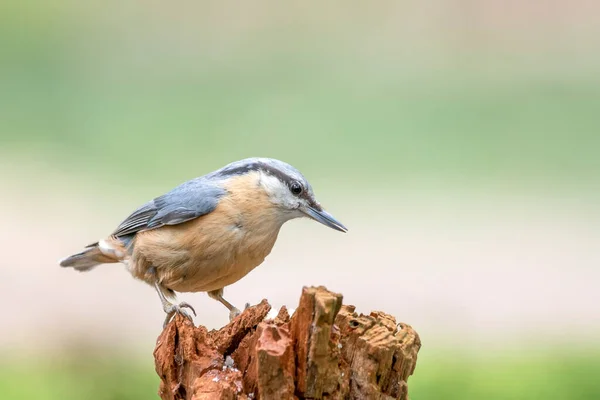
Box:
59, 157, 347, 327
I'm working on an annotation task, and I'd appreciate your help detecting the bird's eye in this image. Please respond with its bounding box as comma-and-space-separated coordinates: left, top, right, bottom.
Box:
290, 181, 303, 195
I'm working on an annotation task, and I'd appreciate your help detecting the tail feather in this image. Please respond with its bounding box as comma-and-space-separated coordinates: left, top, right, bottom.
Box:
59, 245, 119, 272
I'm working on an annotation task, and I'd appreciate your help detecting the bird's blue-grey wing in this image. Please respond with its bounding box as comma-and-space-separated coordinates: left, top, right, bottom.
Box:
110, 178, 226, 238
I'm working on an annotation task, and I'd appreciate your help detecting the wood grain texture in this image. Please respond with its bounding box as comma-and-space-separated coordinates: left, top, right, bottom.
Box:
154, 286, 421, 400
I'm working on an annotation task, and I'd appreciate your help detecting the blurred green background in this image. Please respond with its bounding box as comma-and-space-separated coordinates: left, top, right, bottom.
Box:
1, 1, 599, 399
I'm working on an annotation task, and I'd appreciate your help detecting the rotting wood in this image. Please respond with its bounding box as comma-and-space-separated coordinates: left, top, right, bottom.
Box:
154, 286, 421, 400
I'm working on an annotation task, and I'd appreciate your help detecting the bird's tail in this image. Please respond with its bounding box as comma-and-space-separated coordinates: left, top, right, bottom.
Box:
59, 239, 124, 272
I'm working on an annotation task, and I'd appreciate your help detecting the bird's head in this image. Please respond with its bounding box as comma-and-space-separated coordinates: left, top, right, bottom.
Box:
215, 158, 348, 232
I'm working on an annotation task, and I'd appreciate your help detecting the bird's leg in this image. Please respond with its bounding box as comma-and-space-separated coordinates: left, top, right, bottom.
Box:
154, 281, 196, 328
207, 289, 250, 321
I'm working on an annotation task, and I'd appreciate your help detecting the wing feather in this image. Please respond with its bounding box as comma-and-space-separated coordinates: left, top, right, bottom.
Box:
110, 178, 226, 239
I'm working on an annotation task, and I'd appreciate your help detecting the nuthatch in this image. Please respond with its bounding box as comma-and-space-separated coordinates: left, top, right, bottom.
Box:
60, 158, 347, 326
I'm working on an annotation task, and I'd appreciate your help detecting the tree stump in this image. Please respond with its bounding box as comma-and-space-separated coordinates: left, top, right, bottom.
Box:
154, 286, 421, 400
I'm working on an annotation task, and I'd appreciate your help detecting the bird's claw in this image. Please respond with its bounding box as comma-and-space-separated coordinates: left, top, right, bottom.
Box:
229, 307, 241, 321
228, 303, 251, 321
163, 302, 197, 328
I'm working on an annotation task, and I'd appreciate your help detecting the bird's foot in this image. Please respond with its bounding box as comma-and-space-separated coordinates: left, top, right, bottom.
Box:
163, 301, 197, 328
228, 302, 251, 321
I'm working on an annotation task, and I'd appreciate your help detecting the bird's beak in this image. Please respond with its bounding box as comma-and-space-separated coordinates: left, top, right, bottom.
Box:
301, 205, 348, 233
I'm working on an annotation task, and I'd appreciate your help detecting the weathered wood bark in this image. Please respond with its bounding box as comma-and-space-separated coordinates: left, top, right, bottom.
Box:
154, 286, 421, 400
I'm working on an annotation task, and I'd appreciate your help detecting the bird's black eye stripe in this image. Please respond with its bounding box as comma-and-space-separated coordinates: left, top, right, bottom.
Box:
290, 181, 303, 195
